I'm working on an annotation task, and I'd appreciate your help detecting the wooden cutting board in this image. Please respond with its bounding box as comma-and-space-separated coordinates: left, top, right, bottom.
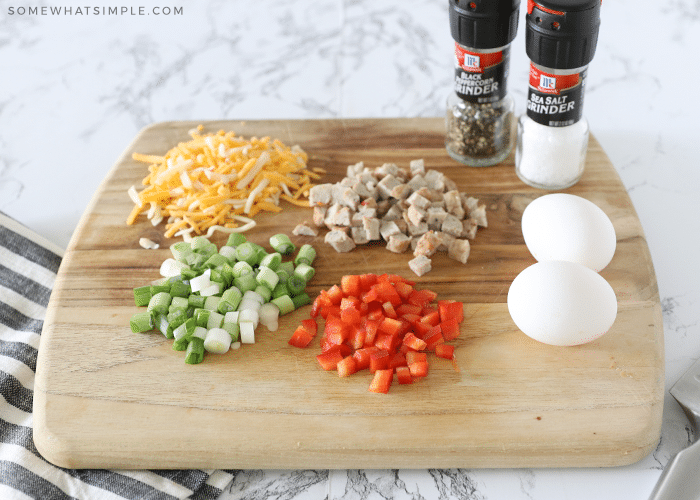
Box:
34, 118, 663, 469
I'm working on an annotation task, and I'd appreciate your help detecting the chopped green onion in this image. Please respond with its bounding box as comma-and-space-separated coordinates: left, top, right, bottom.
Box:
256, 265, 279, 291
239, 322, 255, 344
154, 313, 173, 338
188, 295, 206, 309
186, 252, 207, 269
221, 321, 240, 342
147, 292, 172, 316
191, 326, 208, 341
291, 293, 311, 309
232, 261, 254, 277
169, 281, 191, 298
217, 300, 237, 315
204, 253, 229, 269
189, 270, 212, 293
203, 296, 221, 311
260, 252, 282, 271
170, 296, 189, 310
275, 269, 290, 284
218, 245, 237, 262
170, 241, 193, 262
271, 282, 289, 299
181, 268, 198, 280
233, 273, 257, 293
269, 233, 295, 255
221, 286, 243, 310
259, 303, 279, 329
254, 284, 272, 302
271, 295, 295, 315
133, 286, 152, 307
167, 309, 187, 331
194, 308, 210, 328
160, 258, 190, 278
173, 318, 196, 341
226, 232, 247, 247
172, 336, 189, 351
199, 282, 221, 297
150, 283, 170, 296
204, 328, 232, 354
294, 244, 316, 266
235, 242, 259, 266
223, 311, 239, 324
185, 337, 204, 364
130, 311, 153, 333
294, 263, 315, 282
286, 274, 306, 296
239, 309, 259, 329
207, 311, 224, 329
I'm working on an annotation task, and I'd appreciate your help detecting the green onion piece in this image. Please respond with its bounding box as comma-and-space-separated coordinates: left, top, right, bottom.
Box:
167, 309, 187, 330
173, 318, 196, 341
154, 313, 173, 339
191, 326, 208, 341
278, 261, 295, 275
188, 295, 206, 309
190, 236, 210, 251
275, 269, 290, 284
251, 243, 268, 265
221, 286, 242, 309
185, 337, 204, 364
218, 245, 237, 262
269, 233, 295, 255
226, 232, 247, 247
170, 241, 193, 262
271, 295, 295, 315
294, 263, 315, 282
200, 242, 218, 259
291, 293, 311, 309
254, 284, 272, 302
186, 252, 207, 270
204, 253, 228, 269
130, 311, 153, 333
207, 311, 224, 329
194, 308, 210, 328
170, 296, 189, 311
133, 286, 152, 307
272, 282, 289, 299
233, 273, 257, 293
180, 268, 198, 280
209, 269, 225, 285
221, 322, 240, 342
217, 300, 237, 315
169, 281, 191, 298
147, 292, 172, 316
150, 284, 170, 296
286, 274, 306, 296
294, 244, 316, 266
172, 337, 189, 351
256, 266, 279, 291
235, 242, 259, 266
204, 296, 221, 311
232, 261, 254, 278
260, 252, 282, 271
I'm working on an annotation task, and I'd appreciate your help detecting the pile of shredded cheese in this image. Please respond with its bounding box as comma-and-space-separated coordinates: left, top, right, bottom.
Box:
126, 125, 323, 241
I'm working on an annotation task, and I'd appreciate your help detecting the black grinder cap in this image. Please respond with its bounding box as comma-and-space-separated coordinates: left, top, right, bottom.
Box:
449, 0, 520, 49
526, 0, 601, 69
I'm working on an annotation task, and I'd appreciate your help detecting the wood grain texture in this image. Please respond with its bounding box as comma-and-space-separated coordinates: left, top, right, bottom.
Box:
33, 118, 663, 469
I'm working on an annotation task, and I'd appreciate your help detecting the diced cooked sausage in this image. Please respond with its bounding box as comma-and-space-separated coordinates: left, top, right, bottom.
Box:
292, 222, 318, 237
448, 238, 471, 264
386, 233, 412, 253
408, 255, 432, 277
325, 229, 356, 253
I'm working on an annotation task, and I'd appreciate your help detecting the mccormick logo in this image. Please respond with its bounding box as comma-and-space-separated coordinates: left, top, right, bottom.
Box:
463, 54, 480, 71
539, 74, 556, 91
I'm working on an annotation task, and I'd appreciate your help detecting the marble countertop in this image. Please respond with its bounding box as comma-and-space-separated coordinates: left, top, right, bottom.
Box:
2, 0, 699, 498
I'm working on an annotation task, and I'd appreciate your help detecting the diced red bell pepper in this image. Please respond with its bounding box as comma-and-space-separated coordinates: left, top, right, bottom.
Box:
435, 344, 455, 360
300, 318, 318, 336
408, 289, 438, 308
337, 355, 358, 377
378, 317, 403, 336
359, 273, 378, 291
361, 287, 379, 304
341, 275, 361, 297
413, 320, 433, 338
288, 326, 314, 348
394, 281, 414, 301
349, 324, 366, 350
389, 352, 407, 369
382, 301, 398, 319
440, 317, 461, 341
353, 346, 378, 370
366, 302, 384, 320
369, 349, 390, 373
438, 300, 464, 323
396, 366, 413, 384
311, 293, 332, 318
319, 304, 341, 320
408, 360, 429, 378
369, 369, 393, 394
396, 303, 422, 316
372, 281, 402, 306
363, 318, 380, 346
402, 332, 427, 351
374, 332, 400, 352
340, 303, 362, 325
326, 284, 344, 305
400, 313, 422, 325
421, 305, 438, 316
419, 310, 441, 327
405, 351, 427, 365
317, 349, 344, 371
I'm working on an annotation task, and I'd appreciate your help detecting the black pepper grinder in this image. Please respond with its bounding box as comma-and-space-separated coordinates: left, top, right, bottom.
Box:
445, 0, 520, 167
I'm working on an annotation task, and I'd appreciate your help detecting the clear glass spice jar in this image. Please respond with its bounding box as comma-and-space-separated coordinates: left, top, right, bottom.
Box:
445, 0, 520, 167
515, 0, 601, 189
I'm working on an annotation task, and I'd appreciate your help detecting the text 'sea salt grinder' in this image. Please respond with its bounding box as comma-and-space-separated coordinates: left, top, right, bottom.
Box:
515, 0, 601, 189
445, 0, 520, 167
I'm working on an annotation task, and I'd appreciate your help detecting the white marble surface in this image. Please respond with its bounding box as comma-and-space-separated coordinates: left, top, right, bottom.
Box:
2, 0, 699, 498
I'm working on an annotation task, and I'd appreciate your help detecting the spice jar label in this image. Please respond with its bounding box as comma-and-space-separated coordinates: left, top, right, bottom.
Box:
526, 64, 587, 127
454, 44, 509, 104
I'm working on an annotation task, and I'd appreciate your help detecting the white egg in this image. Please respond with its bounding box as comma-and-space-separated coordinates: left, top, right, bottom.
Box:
522, 193, 616, 272
507, 260, 618, 346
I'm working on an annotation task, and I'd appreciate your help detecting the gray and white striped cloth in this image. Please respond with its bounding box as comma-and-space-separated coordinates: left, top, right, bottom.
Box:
0, 212, 236, 499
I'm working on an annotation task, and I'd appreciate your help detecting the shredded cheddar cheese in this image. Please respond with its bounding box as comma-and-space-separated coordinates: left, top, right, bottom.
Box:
126, 126, 316, 240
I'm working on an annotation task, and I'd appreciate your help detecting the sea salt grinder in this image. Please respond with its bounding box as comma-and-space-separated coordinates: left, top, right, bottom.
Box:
515, 0, 601, 189
445, 0, 520, 167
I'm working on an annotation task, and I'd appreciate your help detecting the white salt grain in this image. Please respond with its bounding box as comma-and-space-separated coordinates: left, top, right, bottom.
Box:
515, 116, 589, 190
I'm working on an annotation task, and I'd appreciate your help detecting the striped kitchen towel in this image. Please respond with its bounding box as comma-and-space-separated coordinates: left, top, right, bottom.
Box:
0, 211, 235, 500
